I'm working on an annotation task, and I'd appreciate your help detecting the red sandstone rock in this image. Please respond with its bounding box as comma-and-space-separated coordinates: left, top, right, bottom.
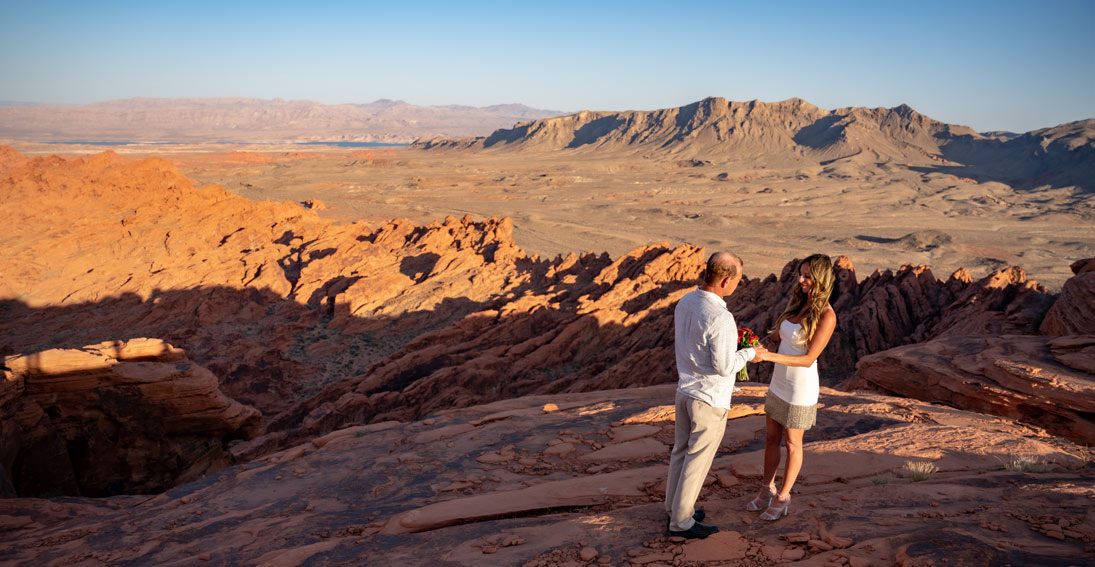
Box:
1, 339, 259, 496
0, 149, 537, 418
0, 147, 1066, 458
850, 334, 1095, 444
1071, 258, 1095, 274
1048, 335, 1095, 374
1040, 257, 1095, 335
269, 251, 1056, 448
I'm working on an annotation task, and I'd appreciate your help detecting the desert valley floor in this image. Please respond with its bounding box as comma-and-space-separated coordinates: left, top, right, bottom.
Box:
9, 140, 1093, 291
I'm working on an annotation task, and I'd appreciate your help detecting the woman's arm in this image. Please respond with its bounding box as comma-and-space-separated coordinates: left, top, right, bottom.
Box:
763, 328, 780, 350
758, 309, 836, 368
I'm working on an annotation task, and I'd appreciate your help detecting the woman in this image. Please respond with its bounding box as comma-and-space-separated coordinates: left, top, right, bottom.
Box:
745, 254, 837, 521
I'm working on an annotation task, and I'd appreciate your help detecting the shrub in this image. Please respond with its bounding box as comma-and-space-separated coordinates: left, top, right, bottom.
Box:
900, 460, 938, 481
1005, 456, 1051, 473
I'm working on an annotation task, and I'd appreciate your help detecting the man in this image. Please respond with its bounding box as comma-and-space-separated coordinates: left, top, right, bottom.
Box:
665, 251, 764, 539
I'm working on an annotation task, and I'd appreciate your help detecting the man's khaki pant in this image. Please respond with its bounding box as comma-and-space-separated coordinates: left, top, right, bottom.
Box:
665, 392, 727, 532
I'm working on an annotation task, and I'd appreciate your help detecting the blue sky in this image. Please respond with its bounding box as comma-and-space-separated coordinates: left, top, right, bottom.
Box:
1, 0, 1092, 133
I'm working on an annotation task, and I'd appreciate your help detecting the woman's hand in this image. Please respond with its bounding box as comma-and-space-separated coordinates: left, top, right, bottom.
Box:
751, 345, 768, 362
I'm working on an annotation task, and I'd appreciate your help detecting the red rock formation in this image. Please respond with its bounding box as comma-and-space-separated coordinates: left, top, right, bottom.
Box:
256, 250, 1053, 452
1, 338, 259, 496
851, 334, 1095, 445
2, 146, 1093, 564
0, 146, 1061, 457
0, 148, 533, 417
0, 144, 29, 176
1040, 257, 1095, 336
729, 258, 1051, 384
849, 262, 1095, 445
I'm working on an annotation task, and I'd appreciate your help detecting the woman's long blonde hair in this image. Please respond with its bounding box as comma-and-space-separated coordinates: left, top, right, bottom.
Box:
773, 254, 834, 345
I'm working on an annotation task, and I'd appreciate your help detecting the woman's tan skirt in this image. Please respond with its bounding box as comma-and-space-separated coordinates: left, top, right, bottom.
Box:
764, 390, 817, 430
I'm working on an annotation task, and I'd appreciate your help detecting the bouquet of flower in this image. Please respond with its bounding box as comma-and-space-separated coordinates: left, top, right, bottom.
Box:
737, 328, 761, 381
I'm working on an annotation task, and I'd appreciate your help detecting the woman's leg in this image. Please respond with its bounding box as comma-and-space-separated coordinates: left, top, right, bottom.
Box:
762, 415, 784, 488
777, 427, 805, 501
750, 416, 785, 513
744, 415, 782, 507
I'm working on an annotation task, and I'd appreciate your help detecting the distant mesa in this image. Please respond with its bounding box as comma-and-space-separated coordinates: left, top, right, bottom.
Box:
414, 96, 1095, 193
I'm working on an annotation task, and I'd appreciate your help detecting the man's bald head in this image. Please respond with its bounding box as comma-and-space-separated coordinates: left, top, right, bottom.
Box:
704, 252, 742, 286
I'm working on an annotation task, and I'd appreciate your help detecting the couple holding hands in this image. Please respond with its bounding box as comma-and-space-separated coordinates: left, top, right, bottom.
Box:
666, 251, 837, 539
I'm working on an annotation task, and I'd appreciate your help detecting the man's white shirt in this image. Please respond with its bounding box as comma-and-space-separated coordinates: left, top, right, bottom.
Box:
674, 287, 755, 410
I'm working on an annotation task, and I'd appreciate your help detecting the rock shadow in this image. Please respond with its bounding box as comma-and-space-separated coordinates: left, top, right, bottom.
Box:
399, 252, 440, 283
566, 116, 626, 149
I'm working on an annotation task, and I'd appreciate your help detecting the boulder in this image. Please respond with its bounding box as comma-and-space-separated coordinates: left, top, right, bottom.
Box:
1040, 258, 1095, 336
851, 334, 1095, 445
1, 338, 259, 496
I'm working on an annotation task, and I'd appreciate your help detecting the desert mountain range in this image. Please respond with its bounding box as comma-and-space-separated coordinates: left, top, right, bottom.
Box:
417, 97, 1095, 194
0, 97, 566, 143
1, 143, 1093, 565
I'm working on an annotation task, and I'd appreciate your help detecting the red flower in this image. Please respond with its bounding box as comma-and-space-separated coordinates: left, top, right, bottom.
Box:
736, 327, 760, 382
738, 328, 759, 348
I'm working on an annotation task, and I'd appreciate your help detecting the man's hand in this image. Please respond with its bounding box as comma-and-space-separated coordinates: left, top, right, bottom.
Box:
751, 344, 768, 362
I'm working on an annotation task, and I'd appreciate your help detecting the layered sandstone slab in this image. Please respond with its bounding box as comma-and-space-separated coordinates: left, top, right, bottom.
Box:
1, 339, 259, 497
850, 334, 1095, 445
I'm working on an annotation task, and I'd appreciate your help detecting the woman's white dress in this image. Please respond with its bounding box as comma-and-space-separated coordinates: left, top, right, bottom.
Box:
766, 319, 820, 429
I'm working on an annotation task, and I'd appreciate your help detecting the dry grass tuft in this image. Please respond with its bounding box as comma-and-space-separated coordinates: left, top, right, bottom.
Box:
1005, 456, 1052, 473
900, 460, 938, 481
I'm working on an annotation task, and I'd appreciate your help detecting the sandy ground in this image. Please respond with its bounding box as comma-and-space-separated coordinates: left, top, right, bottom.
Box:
8, 141, 1093, 290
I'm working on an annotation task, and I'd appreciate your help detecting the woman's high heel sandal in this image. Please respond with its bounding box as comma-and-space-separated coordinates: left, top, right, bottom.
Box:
745, 485, 776, 512
759, 496, 790, 521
